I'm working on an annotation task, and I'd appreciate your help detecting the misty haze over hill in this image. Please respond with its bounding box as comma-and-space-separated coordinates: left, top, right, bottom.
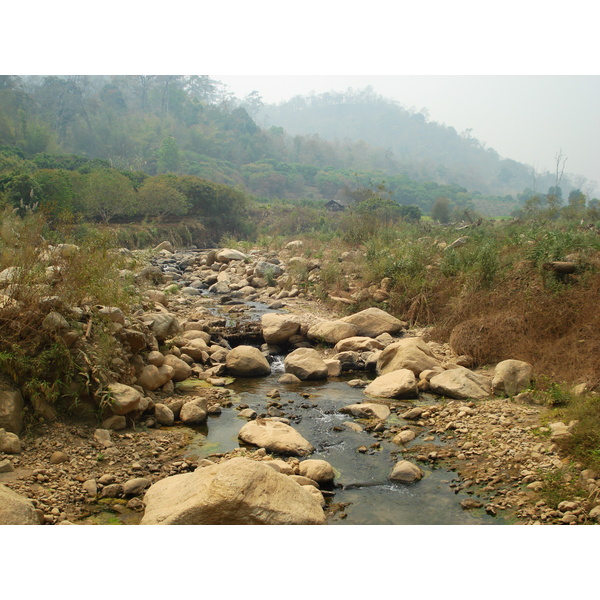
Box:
253, 86, 575, 198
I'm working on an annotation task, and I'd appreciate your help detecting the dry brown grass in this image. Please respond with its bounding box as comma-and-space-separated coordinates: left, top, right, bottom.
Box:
428, 270, 600, 387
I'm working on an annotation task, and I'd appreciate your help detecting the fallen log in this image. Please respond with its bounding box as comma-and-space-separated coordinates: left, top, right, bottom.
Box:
542, 261, 578, 274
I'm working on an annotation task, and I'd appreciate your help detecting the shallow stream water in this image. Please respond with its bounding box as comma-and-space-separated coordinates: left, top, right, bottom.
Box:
183, 300, 503, 525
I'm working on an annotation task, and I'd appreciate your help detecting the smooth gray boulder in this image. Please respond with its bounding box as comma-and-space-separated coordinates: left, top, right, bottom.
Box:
141, 457, 325, 524
389, 460, 424, 483
261, 313, 302, 345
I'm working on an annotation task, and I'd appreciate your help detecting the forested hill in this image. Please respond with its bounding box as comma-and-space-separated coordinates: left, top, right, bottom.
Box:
0, 75, 576, 217
256, 86, 560, 196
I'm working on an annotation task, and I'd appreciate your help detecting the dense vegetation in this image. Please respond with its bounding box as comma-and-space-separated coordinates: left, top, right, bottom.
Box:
2, 75, 595, 221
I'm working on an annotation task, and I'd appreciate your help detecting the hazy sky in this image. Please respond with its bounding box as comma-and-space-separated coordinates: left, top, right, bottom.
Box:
215, 75, 600, 193
6, 2, 599, 193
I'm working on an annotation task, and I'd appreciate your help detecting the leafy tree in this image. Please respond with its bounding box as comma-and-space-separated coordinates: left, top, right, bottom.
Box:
157, 136, 181, 173
136, 176, 189, 219
78, 169, 136, 223
431, 196, 451, 223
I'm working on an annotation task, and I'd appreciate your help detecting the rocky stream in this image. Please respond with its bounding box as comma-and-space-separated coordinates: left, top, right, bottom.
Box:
1, 241, 599, 525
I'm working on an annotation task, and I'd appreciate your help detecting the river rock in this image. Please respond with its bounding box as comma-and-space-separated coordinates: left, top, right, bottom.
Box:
389, 460, 424, 483
238, 418, 314, 456
298, 459, 336, 485
123, 477, 152, 496
0, 484, 40, 525
162, 354, 192, 382
261, 314, 302, 345
339, 403, 390, 421
429, 367, 491, 400
334, 336, 385, 353
284, 348, 329, 380
491, 359, 533, 396
141, 457, 325, 525
146, 351, 165, 367
179, 397, 208, 424
306, 320, 359, 345
341, 307, 406, 337
154, 403, 175, 426
216, 248, 247, 263
0, 429, 21, 454
364, 369, 419, 399
140, 312, 180, 342
107, 383, 142, 415
393, 430, 416, 445
179, 338, 210, 361
226, 345, 271, 377
377, 337, 441, 376
136, 364, 174, 391
278, 373, 301, 384
0, 383, 24, 434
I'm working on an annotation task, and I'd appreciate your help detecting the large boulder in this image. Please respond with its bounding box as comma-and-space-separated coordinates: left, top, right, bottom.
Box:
491, 359, 533, 397
238, 418, 314, 456
140, 313, 180, 342
179, 397, 208, 425
226, 346, 271, 377
0, 429, 21, 454
106, 383, 142, 415
0, 381, 24, 434
389, 460, 424, 483
298, 459, 336, 485
284, 348, 329, 380
306, 320, 359, 345
377, 337, 441, 376
140, 457, 325, 525
334, 336, 385, 353
339, 403, 390, 421
429, 367, 491, 400
261, 314, 302, 345
341, 307, 406, 338
163, 354, 192, 382
216, 248, 247, 263
364, 369, 419, 399
136, 364, 174, 391
0, 484, 39, 525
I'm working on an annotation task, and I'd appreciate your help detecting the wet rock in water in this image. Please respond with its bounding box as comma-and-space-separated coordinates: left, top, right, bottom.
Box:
238, 408, 257, 420
298, 459, 336, 485
429, 367, 491, 400
392, 430, 416, 445
180, 397, 208, 425
0, 484, 40, 525
491, 359, 533, 397
364, 369, 419, 399
140, 457, 325, 525
339, 403, 390, 421
389, 460, 424, 483
340, 307, 406, 337
278, 373, 301, 384
460, 498, 484, 510
238, 418, 314, 456
226, 345, 271, 377
284, 348, 329, 380
324, 359, 342, 377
